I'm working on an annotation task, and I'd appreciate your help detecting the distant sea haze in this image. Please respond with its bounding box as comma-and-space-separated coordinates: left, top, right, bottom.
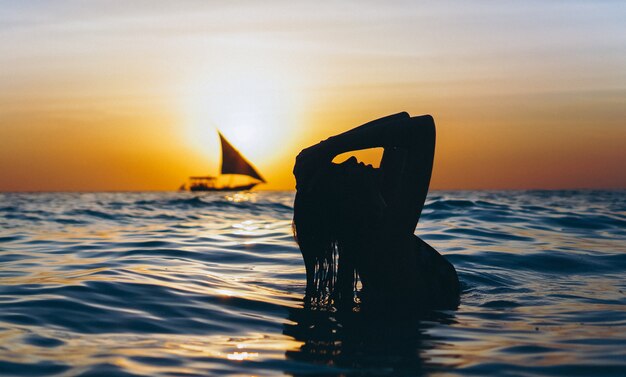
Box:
0, 190, 625, 376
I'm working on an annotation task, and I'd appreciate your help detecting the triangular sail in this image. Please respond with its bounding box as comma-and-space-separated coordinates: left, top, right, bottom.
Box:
219, 132, 266, 183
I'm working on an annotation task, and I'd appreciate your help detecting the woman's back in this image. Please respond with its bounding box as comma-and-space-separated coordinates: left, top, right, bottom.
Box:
354, 229, 459, 311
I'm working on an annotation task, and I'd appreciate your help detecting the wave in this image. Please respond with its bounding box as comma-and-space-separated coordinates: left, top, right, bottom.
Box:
0, 280, 289, 335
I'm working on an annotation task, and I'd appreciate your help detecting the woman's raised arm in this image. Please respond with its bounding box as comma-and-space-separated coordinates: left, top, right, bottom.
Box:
321, 113, 433, 155
293, 112, 434, 185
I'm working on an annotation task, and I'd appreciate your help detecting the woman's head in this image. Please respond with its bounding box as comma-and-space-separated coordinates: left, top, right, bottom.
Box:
293, 157, 385, 307
294, 157, 385, 239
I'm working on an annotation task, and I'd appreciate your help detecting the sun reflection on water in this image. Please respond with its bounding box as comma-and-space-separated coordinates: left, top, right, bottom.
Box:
226, 351, 259, 361
226, 192, 254, 203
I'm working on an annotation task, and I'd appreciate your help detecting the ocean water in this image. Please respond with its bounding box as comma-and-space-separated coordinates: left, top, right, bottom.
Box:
0, 190, 624, 377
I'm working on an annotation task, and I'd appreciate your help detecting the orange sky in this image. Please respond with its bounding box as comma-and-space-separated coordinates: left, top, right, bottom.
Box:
1, 2, 624, 191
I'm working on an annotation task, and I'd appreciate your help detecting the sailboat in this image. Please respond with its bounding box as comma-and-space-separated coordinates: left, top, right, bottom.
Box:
182, 131, 266, 192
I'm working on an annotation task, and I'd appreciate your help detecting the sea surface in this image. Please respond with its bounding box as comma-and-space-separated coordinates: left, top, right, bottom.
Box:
0, 190, 624, 377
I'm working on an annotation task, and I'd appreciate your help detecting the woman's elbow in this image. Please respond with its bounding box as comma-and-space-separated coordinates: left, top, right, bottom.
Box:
410, 114, 436, 142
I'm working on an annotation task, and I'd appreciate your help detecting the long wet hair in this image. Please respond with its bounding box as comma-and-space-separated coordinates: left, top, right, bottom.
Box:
293, 159, 384, 309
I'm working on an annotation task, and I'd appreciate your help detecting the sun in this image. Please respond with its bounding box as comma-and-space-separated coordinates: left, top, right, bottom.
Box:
180, 64, 304, 172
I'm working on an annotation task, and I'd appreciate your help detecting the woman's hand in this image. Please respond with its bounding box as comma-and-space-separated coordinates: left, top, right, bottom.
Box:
293, 139, 336, 189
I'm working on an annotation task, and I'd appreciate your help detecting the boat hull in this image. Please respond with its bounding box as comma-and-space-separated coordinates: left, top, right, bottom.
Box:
189, 183, 258, 192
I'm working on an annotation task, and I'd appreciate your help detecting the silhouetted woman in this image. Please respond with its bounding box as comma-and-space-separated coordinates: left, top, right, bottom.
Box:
293, 112, 459, 312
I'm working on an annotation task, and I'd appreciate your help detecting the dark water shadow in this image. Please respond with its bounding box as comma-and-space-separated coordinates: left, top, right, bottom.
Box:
283, 306, 459, 376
